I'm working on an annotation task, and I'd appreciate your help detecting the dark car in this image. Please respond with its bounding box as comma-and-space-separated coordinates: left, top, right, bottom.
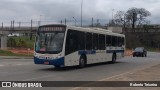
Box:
133, 47, 147, 57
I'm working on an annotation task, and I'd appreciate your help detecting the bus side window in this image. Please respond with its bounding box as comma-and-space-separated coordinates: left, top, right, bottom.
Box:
115, 36, 118, 47
77, 31, 85, 50
117, 37, 121, 47
120, 37, 124, 47
65, 30, 78, 55
86, 32, 93, 50
112, 36, 116, 47
65, 30, 85, 55
93, 33, 98, 50
99, 34, 105, 50
106, 35, 112, 47
122, 37, 125, 46
115, 37, 124, 47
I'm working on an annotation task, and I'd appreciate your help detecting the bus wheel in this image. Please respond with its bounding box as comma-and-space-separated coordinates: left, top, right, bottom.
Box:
79, 55, 86, 68
112, 53, 117, 63
54, 65, 60, 68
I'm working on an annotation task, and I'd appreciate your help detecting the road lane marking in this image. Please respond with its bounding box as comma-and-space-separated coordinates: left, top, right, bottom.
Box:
22, 75, 56, 81
70, 64, 160, 90
17, 64, 23, 66
0, 63, 32, 67
0, 65, 4, 67
69, 70, 138, 90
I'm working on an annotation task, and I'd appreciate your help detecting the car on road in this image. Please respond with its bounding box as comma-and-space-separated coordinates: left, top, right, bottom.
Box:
133, 47, 147, 57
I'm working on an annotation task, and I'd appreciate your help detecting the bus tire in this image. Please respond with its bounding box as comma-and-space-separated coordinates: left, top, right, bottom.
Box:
54, 65, 60, 68
79, 55, 86, 68
145, 54, 147, 57
112, 53, 117, 63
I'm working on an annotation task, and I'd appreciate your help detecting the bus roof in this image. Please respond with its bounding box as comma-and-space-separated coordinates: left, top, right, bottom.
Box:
67, 25, 125, 37
39, 24, 125, 37
39, 24, 66, 28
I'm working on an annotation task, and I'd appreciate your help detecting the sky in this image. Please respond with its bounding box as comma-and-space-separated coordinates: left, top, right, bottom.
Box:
0, 0, 160, 26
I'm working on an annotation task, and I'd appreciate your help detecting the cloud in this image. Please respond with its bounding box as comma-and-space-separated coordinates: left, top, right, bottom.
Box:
0, 0, 160, 25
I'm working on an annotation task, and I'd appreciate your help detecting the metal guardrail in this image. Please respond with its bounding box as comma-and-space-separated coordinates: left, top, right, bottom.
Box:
125, 28, 160, 33
0, 27, 38, 31
0, 27, 38, 35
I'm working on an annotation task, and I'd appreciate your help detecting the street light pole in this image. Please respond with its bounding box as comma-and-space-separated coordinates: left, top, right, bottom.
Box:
112, 9, 114, 21
2, 22, 3, 29
81, 0, 83, 27
112, 9, 114, 20
39, 15, 42, 26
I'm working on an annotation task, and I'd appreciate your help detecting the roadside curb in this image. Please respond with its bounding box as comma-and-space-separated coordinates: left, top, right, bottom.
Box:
0, 56, 33, 59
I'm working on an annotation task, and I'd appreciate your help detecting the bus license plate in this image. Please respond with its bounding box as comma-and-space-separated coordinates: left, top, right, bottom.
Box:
44, 62, 49, 65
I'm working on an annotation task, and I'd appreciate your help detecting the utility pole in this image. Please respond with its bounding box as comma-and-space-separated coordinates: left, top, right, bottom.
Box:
73, 17, 77, 26
97, 19, 99, 27
19, 22, 21, 28
61, 20, 62, 24
112, 9, 114, 20
123, 15, 126, 28
112, 9, 115, 25
123, 14, 126, 34
92, 17, 93, 27
13, 20, 14, 30
65, 18, 67, 25
2, 22, 3, 29
40, 15, 42, 26
31, 20, 32, 31
81, 0, 83, 27
30, 19, 33, 40
11, 21, 12, 28
132, 12, 136, 30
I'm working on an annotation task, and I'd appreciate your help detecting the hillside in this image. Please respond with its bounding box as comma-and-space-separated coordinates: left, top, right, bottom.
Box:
125, 32, 160, 50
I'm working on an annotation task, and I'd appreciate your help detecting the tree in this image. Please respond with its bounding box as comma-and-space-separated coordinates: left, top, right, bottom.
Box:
114, 11, 126, 27
114, 7, 151, 29
126, 7, 151, 28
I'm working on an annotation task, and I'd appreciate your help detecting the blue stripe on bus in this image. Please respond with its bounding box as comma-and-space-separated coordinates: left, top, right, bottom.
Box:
78, 50, 96, 55
78, 50, 124, 55
34, 57, 64, 66
106, 50, 125, 53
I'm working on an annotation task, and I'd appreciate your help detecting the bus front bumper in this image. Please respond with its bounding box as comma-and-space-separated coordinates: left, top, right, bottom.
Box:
34, 57, 64, 66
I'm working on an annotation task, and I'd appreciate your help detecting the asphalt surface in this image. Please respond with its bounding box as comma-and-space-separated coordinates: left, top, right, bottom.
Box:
0, 52, 160, 90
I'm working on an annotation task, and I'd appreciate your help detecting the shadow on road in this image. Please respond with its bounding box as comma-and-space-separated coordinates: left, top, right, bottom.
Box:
38, 61, 124, 72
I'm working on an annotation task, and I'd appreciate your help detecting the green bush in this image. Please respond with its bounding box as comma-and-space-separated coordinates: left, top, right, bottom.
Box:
7, 36, 35, 49
7, 38, 16, 47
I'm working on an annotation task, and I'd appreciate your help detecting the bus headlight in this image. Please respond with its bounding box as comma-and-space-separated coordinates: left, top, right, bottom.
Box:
34, 52, 36, 56
57, 54, 62, 58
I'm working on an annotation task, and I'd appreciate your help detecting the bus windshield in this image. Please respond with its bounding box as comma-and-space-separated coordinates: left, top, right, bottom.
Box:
35, 31, 65, 54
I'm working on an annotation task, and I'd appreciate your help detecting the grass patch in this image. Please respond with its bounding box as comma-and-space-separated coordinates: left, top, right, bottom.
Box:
146, 47, 160, 52
0, 50, 33, 57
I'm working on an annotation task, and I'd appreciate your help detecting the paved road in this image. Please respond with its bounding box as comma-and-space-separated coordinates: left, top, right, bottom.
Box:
0, 52, 160, 90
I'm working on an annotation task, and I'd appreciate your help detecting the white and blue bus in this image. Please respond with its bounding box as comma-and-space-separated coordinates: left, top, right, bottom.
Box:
34, 24, 125, 68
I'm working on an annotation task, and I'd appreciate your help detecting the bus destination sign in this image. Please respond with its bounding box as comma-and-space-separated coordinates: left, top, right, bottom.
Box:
39, 27, 66, 32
